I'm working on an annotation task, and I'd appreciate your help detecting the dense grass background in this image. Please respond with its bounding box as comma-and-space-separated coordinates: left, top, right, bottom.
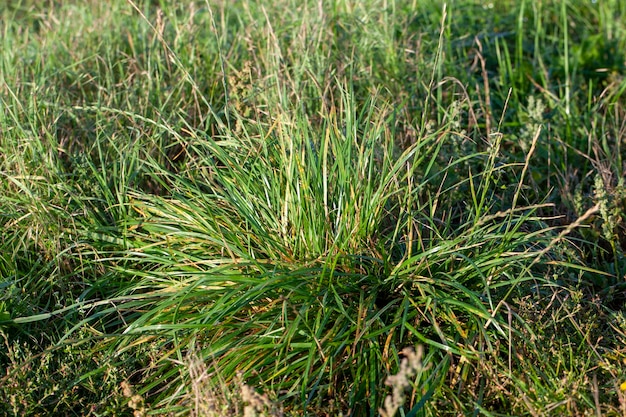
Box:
1, 0, 625, 415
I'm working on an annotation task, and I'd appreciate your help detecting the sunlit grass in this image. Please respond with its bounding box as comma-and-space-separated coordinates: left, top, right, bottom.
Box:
1, 0, 625, 415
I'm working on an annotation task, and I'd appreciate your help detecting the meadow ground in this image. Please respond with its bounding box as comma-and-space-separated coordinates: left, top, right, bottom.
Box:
1, 0, 626, 416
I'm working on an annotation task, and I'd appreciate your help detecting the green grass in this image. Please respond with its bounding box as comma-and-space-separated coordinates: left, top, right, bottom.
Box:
1, 0, 626, 415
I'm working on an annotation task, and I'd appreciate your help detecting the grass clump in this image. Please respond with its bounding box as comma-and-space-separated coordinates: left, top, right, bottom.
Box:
1, 0, 626, 416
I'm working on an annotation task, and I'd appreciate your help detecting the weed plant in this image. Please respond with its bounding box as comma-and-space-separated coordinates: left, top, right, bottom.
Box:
1, 0, 625, 416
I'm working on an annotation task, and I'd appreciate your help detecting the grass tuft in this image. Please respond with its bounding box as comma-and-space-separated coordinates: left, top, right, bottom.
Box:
1, 0, 625, 415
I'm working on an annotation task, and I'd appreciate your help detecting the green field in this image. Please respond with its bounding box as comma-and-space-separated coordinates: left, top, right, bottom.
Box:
1, 0, 626, 415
